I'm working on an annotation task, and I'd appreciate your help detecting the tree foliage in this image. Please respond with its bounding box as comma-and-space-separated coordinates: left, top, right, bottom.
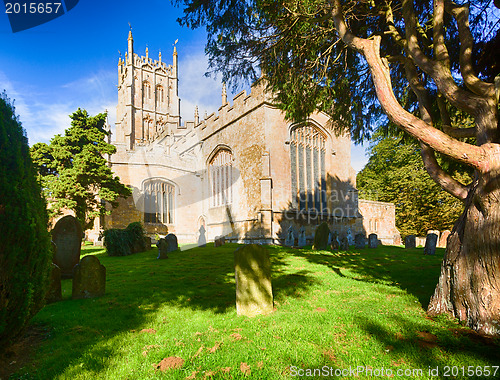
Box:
175, 0, 499, 142
0, 91, 52, 349
30, 109, 131, 231
357, 136, 471, 237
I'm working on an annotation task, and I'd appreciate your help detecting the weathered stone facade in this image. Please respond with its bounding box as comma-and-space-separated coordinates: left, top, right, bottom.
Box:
104, 33, 399, 245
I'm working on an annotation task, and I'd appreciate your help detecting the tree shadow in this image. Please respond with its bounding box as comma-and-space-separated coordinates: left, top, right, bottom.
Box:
19, 242, 317, 378
282, 245, 443, 309
354, 314, 500, 374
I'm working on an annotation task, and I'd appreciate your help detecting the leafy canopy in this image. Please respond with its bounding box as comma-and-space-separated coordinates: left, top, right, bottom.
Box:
31, 109, 131, 231
175, 0, 499, 143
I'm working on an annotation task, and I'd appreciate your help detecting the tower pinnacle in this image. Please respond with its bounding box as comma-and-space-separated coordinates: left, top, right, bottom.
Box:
222, 82, 228, 105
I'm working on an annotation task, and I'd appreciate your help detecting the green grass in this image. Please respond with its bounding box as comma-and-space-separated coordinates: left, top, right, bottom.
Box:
15, 244, 500, 379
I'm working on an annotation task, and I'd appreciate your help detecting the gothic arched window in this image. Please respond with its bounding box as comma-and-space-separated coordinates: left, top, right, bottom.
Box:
290, 125, 327, 212
209, 149, 233, 207
156, 85, 164, 107
142, 81, 151, 102
143, 179, 174, 224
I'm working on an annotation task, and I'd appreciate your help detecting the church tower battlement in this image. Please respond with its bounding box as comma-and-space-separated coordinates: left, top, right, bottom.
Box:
115, 31, 180, 150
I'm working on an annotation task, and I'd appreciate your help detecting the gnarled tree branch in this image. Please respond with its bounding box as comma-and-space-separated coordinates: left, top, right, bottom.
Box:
329, 0, 485, 171
419, 142, 469, 200
404, 59, 469, 200
401, 0, 485, 116
433, 0, 451, 67
445, 0, 495, 98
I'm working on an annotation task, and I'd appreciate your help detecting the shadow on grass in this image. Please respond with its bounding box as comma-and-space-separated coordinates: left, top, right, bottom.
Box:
26, 243, 317, 378
283, 245, 443, 309
354, 314, 500, 377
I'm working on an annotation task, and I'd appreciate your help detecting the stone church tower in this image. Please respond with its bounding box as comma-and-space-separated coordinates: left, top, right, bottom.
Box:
105, 33, 400, 246
115, 30, 181, 150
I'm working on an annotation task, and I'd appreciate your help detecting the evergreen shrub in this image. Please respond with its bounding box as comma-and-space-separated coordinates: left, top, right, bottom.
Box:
103, 222, 147, 256
0, 91, 53, 350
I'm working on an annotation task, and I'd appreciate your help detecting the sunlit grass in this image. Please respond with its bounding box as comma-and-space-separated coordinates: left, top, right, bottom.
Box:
15, 244, 500, 379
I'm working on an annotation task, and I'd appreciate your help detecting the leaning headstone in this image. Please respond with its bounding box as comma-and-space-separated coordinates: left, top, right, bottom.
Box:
51, 215, 82, 279
144, 236, 152, 249
368, 233, 378, 248
427, 230, 440, 241
297, 227, 306, 247
354, 233, 366, 249
438, 230, 451, 248
330, 231, 340, 251
46, 263, 62, 303
313, 222, 330, 250
405, 235, 416, 249
234, 244, 274, 317
346, 228, 354, 246
284, 226, 295, 247
340, 236, 349, 250
72, 255, 106, 299
424, 233, 438, 255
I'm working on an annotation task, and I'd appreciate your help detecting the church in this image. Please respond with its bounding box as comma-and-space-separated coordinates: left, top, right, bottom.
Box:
103, 32, 400, 246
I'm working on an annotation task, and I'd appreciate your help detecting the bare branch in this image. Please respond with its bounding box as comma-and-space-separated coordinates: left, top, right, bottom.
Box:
433, 0, 451, 67
401, 0, 484, 115
420, 142, 469, 200
329, 0, 485, 171
437, 95, 477, 138
445, 0, 495, 97
404, 59, 469, 200
442, 126, 477, 138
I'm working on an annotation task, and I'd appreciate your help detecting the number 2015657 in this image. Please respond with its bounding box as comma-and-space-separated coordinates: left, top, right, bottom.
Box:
5, 2, 62, 14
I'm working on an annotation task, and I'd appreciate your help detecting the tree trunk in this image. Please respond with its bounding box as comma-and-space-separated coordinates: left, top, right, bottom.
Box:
428, 175, 500, 335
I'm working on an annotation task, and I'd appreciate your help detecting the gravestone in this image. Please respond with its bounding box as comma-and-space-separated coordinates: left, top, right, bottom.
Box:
368, 233, 378, 248
346, 229, 354, 246
165, 233, 178, 251
313, 222, 330, 250
405, 235, 416, 249
215, 235, 226, 247
234, 244, 273, 317
438, 230, 451, 248
424, 233, 438, 255
156, 238, 169, 259
144, 236, 152, 249
72, 255, 106, 299
46, 263, 62, 303
330, 231, 340, 251
197, 225, 207, 247
157, 233, 179, 258
340, 236, 349, 250
354, 233, 366, 249
297, 227, 306, 247
51, 215, 82, 279
427, 230, 440, 241
284, 226, 295, 247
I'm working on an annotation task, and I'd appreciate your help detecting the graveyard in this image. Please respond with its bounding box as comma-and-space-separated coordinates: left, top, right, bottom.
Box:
4, 242, 499, 379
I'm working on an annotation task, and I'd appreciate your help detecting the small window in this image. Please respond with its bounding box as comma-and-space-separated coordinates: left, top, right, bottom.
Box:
156, 85, 164, 107
142, 81, 151, 102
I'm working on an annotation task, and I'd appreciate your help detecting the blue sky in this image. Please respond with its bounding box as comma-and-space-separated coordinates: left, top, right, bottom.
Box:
0, 0, 369, 172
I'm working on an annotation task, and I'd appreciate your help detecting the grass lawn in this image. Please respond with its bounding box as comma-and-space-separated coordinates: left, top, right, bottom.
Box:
12, 244, 500, 379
